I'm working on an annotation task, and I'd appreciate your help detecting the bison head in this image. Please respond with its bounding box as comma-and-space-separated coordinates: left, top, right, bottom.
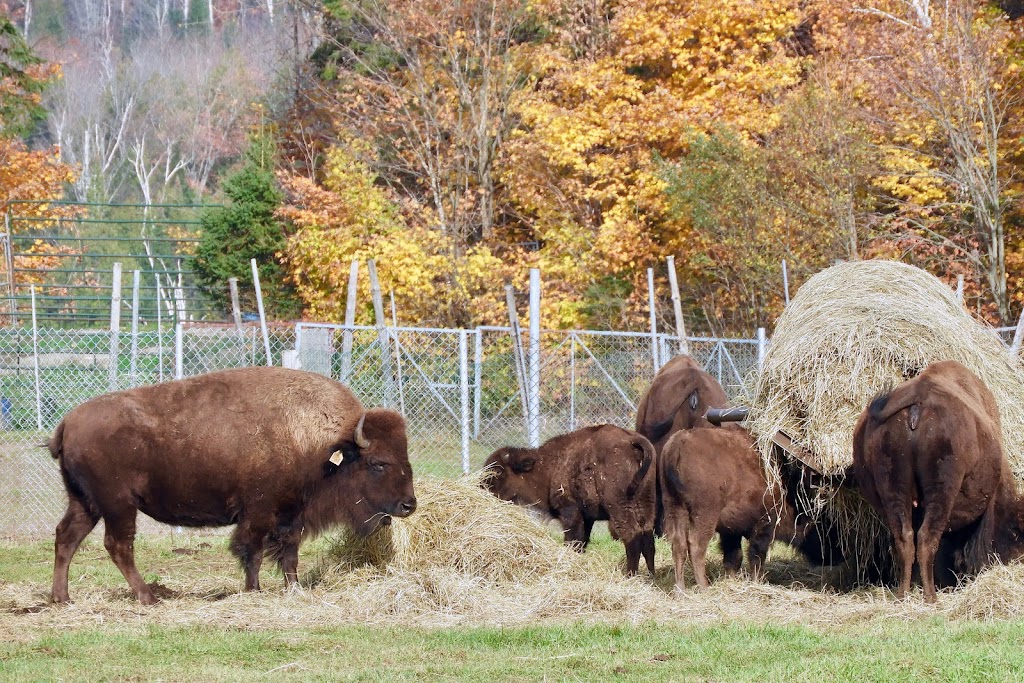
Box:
328, 408, 417, 536
481, 447, 547, 510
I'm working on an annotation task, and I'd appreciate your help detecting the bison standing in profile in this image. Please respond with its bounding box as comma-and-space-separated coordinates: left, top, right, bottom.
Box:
659, 426, 823, 590
635, 354, 731, 454
482, 425, 657, 576
49, 366, 417, 605
851, 360, 1024, 603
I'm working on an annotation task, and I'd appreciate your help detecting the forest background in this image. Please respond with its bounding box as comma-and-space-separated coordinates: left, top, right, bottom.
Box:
2, 0, 1024, 337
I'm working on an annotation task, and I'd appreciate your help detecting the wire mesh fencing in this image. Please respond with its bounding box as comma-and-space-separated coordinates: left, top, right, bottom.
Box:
3, 321, 761, 537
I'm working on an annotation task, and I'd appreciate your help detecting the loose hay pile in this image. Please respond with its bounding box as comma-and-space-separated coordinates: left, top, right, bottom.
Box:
316, 474, 589, 583
745, 259, 1024, 578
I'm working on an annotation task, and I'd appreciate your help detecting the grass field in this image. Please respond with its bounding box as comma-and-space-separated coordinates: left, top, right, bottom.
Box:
4, 518, 1024, 682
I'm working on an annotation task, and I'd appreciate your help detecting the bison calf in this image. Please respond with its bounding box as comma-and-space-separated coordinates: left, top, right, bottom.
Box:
660, 427, 812, 591
851, 360, 1024, 603
482, 425, 657, 576
50, 367, 417, 605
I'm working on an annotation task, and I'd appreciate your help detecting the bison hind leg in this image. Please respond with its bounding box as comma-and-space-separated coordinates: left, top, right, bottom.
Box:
102, 510, 156, 605
52, 495, 100, 604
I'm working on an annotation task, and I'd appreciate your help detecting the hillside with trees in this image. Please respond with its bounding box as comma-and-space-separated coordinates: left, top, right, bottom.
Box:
2, 0, 1023, 334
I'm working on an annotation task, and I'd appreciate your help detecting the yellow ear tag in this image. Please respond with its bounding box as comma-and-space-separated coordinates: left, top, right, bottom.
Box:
329, 450, 344, 466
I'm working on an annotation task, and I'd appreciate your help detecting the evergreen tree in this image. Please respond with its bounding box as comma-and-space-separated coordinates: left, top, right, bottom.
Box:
194, 133, 301, 319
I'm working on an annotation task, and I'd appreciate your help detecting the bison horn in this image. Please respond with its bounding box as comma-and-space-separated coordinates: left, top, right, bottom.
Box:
355, 413, 371, 449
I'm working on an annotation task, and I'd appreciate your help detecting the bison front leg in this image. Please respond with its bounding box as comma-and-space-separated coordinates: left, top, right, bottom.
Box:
230, 518, 272, 591
559, 507, 587, 551
268, 523, 303, 589
622, 534, 647, 576
719, 533, 743, 578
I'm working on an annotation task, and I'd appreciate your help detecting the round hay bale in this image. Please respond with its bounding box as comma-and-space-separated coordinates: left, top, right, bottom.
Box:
744, 259, 1024, 580
317, 475, 588, 584
747, 259, 1024, 477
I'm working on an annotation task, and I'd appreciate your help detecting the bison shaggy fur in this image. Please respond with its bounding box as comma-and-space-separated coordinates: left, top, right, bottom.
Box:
483, 424, 657, 576
49, 366, 416, 605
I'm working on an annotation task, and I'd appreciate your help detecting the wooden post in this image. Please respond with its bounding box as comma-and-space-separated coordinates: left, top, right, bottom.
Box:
956, 275, 965, 304
108, 262, 122, 392
505, 284, 530, 426
341, 260, 359, 382
4, 212, 16, 325
368, 259, 396, 407
250, 259, 272, 366
527, 269, 541, 448
667, 255, 688, 357
228, 277, 242, 331
647, 268, 659, 374
782, 259, 791, 306
390, 289, 405, 415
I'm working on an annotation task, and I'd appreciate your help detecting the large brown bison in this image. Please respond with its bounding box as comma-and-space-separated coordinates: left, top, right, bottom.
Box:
482, 424, 657, 576
635, 354, 731, 454
851, 360, 1024, 602
49, 367, 417, 605
660, 426, 821, 590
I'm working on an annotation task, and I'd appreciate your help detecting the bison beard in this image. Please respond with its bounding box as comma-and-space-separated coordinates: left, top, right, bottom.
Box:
851, 360, 1024, 603
48, 367, 417, 605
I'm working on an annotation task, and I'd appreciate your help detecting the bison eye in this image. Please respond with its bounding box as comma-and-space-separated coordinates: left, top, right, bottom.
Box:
370, 461, 387, 472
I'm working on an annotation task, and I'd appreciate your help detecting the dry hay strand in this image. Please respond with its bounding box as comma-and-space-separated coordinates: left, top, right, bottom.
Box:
744, 259, 1024, 578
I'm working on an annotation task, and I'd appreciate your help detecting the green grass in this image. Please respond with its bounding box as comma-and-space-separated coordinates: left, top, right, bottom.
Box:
4, 534, 1024, 681
2, 618, 1024, 681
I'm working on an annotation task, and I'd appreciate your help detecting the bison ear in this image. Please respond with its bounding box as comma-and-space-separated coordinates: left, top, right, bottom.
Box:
509, 457, 535, 474
688, 390, 699, 411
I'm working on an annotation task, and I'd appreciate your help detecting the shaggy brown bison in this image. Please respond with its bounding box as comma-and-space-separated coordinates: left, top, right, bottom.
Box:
635, 355, 731, 454
659, 426, 810, 590
49, 367, 416, 605
482, 424, 657, 575
851, 360, 1024, 602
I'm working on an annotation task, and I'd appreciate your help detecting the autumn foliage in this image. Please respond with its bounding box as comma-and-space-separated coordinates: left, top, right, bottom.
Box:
265, 0, 1024, 332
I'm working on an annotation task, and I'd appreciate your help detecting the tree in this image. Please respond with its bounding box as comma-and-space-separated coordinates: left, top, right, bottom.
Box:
193, 131, 301, 318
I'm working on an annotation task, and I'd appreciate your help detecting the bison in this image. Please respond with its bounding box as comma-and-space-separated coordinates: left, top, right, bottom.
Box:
851, 360, 1024, 602
49, 366, 417, 605
482, 424, 657, 576
659, 426, 822, 590
635, 354, 731, 454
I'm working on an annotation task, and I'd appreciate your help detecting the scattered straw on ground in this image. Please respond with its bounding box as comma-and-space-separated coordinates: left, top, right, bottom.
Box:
4, 476, 1024, 635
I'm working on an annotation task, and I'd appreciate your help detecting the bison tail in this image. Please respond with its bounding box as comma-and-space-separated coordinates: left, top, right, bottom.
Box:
48, 420, 65, 460
625, 437, 655, 499
962, 488, 999, 576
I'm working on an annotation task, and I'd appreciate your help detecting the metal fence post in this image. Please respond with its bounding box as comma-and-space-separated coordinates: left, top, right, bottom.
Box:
31, 285, 41, 430
757, 327, 767, 369
156, 274, 164, 382
341, 260, 359, 382
528, 269, 541, 448
569, 332, 576, 432
460, 329, 470, 474
130, 269, 140, 387
108, 263, 122, 392
174, 322, 184, 379
4, 212, 16, 325
473, 329, 482, 438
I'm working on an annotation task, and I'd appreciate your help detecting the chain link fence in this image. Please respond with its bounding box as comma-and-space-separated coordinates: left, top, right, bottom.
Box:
1, 319, 760, 537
